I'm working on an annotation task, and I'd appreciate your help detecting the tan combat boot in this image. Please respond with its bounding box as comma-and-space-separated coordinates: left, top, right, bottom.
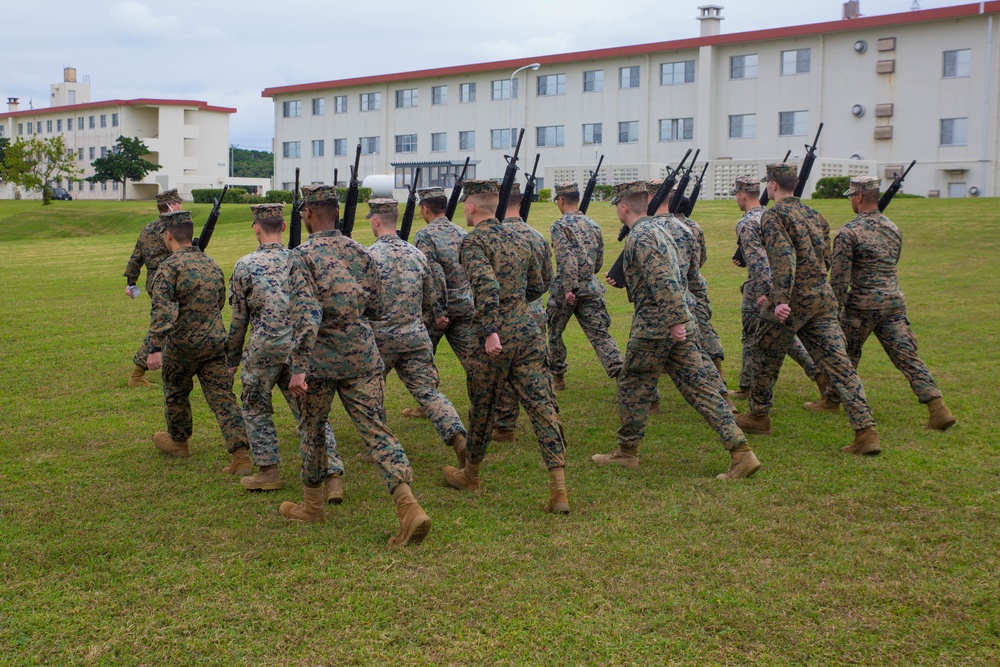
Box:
128, 365, 153, 388
401, 406, 426, 418
591, 445, 639, 469
240, 464, 281, 491
731, 387, 751, 400
279, 484, 326, 523
443, 460, 481, 492
648, 400, 661, 416
222, 447, 253, 475
491, 429, 516, 442
388, 483, 431, 547
803, 397, 841, 412
552, 373, 567, 391
842, 427, 881, 455
735, 412, 772, 435
713, 358, 726, 385
716, 444, 762, 480
325, 474, 344, 504
724, 393, 741, 415
543, 467, 570, 514
449, 433, 469, 469
926, 398, 957, 431
153, 432, 190, 457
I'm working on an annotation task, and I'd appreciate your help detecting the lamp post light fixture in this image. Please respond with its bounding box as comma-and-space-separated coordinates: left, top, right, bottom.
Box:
509, 63, 541, 148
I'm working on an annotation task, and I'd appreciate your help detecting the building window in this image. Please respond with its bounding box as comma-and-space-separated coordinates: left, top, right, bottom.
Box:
395, 134, 417, 153
943, 49, 971, 78
78, 148, 84, 160
101, 182, 107, 191
57, 119, 62, 132
332, 138, 347, 156
730, 54, 758, 79
491, 79, 518, 100
781, 48, 811, 75
100, 146, 108, 158
660, 60, 695, 85
100, 114, 107, 128
360, 92, 381, 111
491, 128, 512, 149
90, 181, 95, 191
282, 101, 301, 118
67, 117, 73, 130
0, 125, 4, 137
660, 117, 694, 142
779, 111, 809, 136
459, 130, 475, 151
282, 141, 301, 158
395, 88, 418, 108
47, 120, 53, 133
361, 136, 380, 155
78, 117, 84, 130
112, 113, 119, 127
88, 115, 95, 129
583, 69, 604, 92
312, 98, 325, 115
112, 181, 119, 191
89, 147, 95, 160
620, 66, 640, 89
729, 114, 757, 138
37, 122, 43, 134
583, 123, 602, 145
432, 86, 447, 105
78, 181, 84, 192
941, 118, 968, 145
17, 123, 23, 135
618, 121, 639, 143
431, 132, 447, 152
537, 74, 566, 96
460, 82, 476, 103
312, 139, 324, 157
334, 96, 347, 113
536, 125, 564, 147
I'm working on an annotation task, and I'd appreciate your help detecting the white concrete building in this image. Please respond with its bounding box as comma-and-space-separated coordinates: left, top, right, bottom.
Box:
263, 2, 1000, 200
0, 68, 246, 201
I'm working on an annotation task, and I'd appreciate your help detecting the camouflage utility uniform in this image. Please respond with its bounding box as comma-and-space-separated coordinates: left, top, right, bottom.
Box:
683, 214, 725, 363
126, 215, 171, 370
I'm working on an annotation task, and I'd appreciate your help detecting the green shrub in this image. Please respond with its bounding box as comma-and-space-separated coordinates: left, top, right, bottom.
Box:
593, 184, 614, 203
265, 190, 294, 204
336, 187, 373, 204
247, 195, 266, 204
812, 176, 851, 199
537, 188, 552, 203
190, 187, 246, 204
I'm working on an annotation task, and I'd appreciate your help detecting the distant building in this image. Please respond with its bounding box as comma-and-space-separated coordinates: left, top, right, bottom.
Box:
0, 67, 264, 201
262, 2, 1000, 200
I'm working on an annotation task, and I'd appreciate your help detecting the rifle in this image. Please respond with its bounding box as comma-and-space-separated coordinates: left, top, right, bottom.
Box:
793, 123, 823, 198
397, 167, 422, 242
341, 143, 362, 238
519, 153, 541, 221
495, 128, 525, 219
579, 154, 604, 214
878, 160, 916, 212
194, 185, 229, 252
288, 168, 302, 249
668, 148, 700, 215
684, 161, 710, 217
760, 149, 791, 207
445, 156, 471, 221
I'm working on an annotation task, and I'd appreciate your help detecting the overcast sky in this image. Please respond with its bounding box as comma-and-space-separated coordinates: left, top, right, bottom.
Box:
3, 0, 964, 149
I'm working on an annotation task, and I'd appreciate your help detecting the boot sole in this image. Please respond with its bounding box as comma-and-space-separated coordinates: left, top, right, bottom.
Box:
719, 461, 762, 480
241, 482, 282, 491
545, 502, 570, 514
326, 496, 344, 505
591, 455, 639, 469
390, 515, 431, 547
841, 444, 881, 456
928, 420, 957, 431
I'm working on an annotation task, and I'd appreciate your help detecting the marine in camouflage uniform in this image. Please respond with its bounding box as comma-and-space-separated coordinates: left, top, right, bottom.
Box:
366, 198, 469, 464
145, 210, 251, 468
592, 182, 759, 480
736, 164, 880, 456
443, 180, 569, 514
817, 176, 955, 430
546, 182, 623, 388
675, 196, 725, 372
123, 188, 183, 387
225, 203, 342, 495
286, 185, 430, 546
730, 176, 825, 399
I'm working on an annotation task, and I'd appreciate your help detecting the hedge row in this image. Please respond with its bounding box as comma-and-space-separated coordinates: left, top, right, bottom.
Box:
264, 188, 373, 204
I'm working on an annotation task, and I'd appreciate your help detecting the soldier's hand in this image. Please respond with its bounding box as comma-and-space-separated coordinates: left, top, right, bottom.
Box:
485, 333, 503, 356
228, 367, 238, 376
289, 373, 309, 397
774, 304, 791, 323
147, 352, 162, 371
605, 273, 619, 288
756, 294, 769, 307
125, 285, 140, 299
435, 315, 450, 329
565, 291, 576, 305
669, 323, 687, 343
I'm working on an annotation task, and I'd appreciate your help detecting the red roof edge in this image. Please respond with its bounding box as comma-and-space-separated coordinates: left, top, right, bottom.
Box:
0, 98, 237, 119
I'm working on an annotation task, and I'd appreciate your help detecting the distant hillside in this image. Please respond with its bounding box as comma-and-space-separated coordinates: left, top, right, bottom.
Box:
232, 148, 273, 179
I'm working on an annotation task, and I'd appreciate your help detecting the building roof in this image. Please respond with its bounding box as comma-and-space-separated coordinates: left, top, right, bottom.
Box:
261, 1, 1000, 98
0, 98, 237, 120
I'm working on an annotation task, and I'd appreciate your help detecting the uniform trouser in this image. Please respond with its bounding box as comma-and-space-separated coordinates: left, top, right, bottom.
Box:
822, 307, 942, 404
687, 311, 730, 396
739, 310, 820, 389
465, 336, 566, 469
240, 362, 341, 475
617, 333, 746, 451
494, 309, 553, 431
381, 346, 466, 445
692, 298, 724, 361
749, 311, 875, 431
161, 348, 248, 452
546, 293, 623, 378
428, 316, 476, 374
133, 332, 152, 371
296, 374, 412, 492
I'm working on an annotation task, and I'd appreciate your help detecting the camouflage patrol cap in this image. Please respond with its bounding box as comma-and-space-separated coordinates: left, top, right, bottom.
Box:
161, 210, 193, 226
645, 178, 664, 195
843, 176, 880, 196
366, 198, 399, 219
417, 187, 447, 203
764, 163, 798, 181
300, 184, 339, 206
610, 180, 649, 205
555, 182, 580, 197
156, 188, 182, 205
459, 179, 499, 202
731, 175, 761, 196
510, 182, 521, 195
250, 203, 284, 225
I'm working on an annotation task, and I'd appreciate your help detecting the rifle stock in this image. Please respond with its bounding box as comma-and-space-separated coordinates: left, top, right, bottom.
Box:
341, 143, 362, 238
878, 159, 916, 212
579, 154, 604, 214
519, 153, 541, 221
195, 184, 229, 252
793, 123, 823, 198
397, 167, 421, 242
445, 156, 471, 221
289, 168, 302, 249
495, 129, 525, 219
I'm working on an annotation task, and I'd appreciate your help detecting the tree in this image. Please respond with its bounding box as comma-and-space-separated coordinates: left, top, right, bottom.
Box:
2, 136, 82, 204
87, 136, 162, 201
0, 137, 10, 183
231, 147, 273, 178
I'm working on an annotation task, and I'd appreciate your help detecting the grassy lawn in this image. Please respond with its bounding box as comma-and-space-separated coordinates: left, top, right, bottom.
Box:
0, 196, 997, 666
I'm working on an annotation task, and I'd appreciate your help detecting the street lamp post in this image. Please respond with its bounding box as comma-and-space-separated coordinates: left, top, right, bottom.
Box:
508, 63, 541, 149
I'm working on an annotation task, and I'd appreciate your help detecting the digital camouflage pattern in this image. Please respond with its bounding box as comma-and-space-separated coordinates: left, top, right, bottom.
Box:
460, 218, 565, 468
621, 217, 691, 338
148, 246, 248, 451
843, 176, 880, 197
685, 215, 724, 361
125, 216, 171, 295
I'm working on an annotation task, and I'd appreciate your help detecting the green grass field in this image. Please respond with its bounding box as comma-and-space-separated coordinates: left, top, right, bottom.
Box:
0, 197, 997, 666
